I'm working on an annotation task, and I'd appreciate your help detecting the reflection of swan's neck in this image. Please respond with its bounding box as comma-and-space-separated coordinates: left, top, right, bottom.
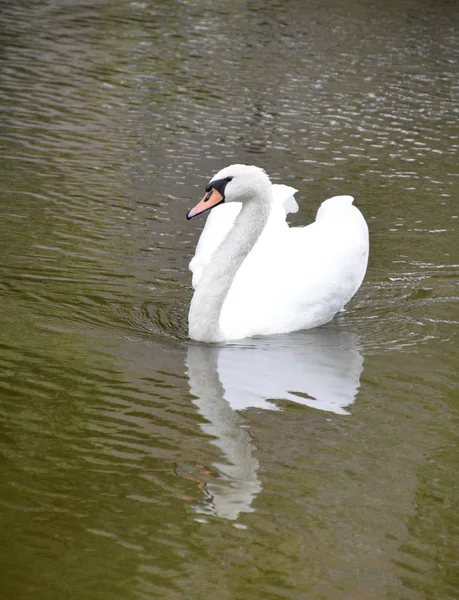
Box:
189, 187, 271, 342
186, 345, 262, 520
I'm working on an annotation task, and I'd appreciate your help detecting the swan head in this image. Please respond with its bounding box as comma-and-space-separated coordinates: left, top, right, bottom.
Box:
186, 164, 271, 219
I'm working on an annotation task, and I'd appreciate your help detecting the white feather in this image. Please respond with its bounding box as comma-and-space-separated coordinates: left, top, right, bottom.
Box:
187, 165, 369, 342
189, 183, 298, 289
219, 195, 368, 340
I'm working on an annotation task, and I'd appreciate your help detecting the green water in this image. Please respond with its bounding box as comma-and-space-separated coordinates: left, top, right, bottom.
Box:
0, 1, 458, 598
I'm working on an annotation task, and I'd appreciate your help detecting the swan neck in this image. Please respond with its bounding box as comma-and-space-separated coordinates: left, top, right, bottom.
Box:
189, 190, 271, 342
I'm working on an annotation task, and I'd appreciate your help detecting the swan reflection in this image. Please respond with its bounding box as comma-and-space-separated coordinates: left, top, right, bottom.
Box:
186, 326, 363, 520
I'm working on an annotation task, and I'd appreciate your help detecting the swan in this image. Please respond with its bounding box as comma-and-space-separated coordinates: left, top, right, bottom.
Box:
186, 164, 369, 342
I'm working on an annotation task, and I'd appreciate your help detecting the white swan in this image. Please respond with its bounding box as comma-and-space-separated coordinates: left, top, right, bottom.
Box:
187, 164, 369, 342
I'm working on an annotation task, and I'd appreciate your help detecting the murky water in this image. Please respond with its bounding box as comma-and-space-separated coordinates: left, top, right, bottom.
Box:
1, 1, 458, 598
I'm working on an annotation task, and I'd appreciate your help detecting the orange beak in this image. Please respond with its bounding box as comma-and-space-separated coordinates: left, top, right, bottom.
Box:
186, 188, 224, 220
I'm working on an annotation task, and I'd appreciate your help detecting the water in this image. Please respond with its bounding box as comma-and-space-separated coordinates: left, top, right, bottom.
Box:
0, 0, 458, 598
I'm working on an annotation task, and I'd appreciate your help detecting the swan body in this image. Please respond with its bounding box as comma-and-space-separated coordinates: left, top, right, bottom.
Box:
187, 165, 369, 343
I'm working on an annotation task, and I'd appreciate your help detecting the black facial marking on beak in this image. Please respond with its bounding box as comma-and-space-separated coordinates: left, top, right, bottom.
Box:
206, 176, 233, 200
186, 176, 233, 220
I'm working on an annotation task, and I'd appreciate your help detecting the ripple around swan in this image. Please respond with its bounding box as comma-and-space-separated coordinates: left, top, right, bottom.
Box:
343, 261, 459, 353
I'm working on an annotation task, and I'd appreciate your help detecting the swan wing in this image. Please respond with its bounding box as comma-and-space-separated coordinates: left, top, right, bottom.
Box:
189, 203, 241, 289
219, 195, 369, 340
271, 183, 299, 214
189, 184, 298, 289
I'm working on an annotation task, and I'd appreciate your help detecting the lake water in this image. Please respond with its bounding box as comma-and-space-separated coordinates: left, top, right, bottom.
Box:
0, 1, 458, 598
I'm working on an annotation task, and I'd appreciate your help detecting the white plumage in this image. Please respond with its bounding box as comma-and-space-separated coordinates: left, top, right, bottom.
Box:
187, 165, 369, 342
189, 183, 298, 289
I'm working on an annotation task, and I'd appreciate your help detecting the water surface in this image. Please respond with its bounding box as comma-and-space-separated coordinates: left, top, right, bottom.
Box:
0, 1, 458, 599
